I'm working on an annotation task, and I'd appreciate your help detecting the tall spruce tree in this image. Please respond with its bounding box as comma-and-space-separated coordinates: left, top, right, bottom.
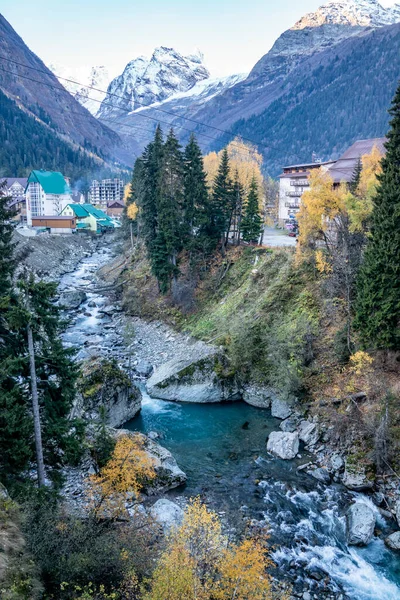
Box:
141, 126, 164, 254
354, 83, 400, 350
210, 148, 233, 250
241, 176, 263, 243
349, 157, 362, 194
183, 134, 209, 239
231, 171, 245, 246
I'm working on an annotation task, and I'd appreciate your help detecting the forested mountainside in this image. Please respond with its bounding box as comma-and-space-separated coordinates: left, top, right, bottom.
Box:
0, 14, 136, 167
222, 23, 400, 174
0, 89, 105, 178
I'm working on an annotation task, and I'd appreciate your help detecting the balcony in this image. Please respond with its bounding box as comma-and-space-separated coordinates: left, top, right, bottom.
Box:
286, 190, 302, 197
290, 179, 309, 187
285, 202, 300, 209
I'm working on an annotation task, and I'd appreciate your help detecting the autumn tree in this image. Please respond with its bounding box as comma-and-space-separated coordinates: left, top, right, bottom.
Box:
354, 84, 400, 350
87, 434, 156, 520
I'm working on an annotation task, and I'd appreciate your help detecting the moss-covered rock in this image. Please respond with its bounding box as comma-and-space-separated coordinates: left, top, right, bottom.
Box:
75, 358, 141, 427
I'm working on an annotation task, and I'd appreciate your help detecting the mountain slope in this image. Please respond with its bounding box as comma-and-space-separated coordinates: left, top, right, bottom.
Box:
97, 47, 210, 120
0, 14, 134, 166
224, 22, 400, 175
49, 64, 111, 116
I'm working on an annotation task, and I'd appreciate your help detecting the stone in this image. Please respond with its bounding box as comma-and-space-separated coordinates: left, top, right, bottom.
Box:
298, 420, 320, 447
342, 462, 374, 491
385, 531, 400, 550
372, 492, 385, 507
242, 385, 275, 408
135, 360, 154, 377
271, 397, 293, 420
146, 350, 240, 403
148, 431, 160, 440
307, 467, 331, 484
267, 431, 299, 460
0, 482, 9, 499
395, 500, 400, 527
346, 502, 376, 546
303, 593, 311, 600
280, 416, 299, 432
59, 289, 87, 309
149, 499, 184, 532
330, 453, 344, 472
115, 430, 187, 493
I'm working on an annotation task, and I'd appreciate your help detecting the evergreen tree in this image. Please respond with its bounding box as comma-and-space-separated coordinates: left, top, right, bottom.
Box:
241, 176, 263, 243
141, 126, 164, 253
210, 148, 234, 249
349, 156, 362, 194
354, 83, 400, 350
183, 134, 210, 240
231, 171, 245, 246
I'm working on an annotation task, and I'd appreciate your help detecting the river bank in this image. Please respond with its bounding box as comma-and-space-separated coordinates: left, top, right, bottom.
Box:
57, 243, 400, 600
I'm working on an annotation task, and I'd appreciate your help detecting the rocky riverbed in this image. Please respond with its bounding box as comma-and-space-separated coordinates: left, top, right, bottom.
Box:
57, 244, 400, 600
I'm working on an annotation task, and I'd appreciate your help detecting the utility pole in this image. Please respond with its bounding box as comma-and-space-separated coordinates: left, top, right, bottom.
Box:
27, 323, 46, 487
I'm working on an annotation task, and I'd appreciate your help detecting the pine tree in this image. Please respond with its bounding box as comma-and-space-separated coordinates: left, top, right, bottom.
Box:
241, 176, 263, 244
231, 170, 245, 246
354, 83, 400, 350
141, 126, 164, 253
210, 148, 234, 250
349, 156, 362, 194
183, 134, 209, 240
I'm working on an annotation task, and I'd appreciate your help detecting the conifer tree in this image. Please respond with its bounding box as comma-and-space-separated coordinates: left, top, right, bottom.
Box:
232, 170, 245, 246
183, 134, 209, 239
349, 156, 362, 194
141, 126, 164, 253
354, 83, 400, 350
241, 176, 263, 243
210, 148, 233, 250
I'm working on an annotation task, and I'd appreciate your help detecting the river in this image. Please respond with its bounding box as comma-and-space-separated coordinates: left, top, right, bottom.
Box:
59, 245, 400, 600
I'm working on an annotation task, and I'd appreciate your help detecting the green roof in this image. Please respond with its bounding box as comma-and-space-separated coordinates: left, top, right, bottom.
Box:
82, 204, 115, 227
66, 203, 90, 218
27, 170, 71, 195
76, 222, 90, 229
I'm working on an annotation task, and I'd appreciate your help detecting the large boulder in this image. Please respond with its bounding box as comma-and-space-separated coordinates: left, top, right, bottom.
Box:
385, 531, 400, 551
59, 289, 87, 309
146, 350, 240, 403
135, 360, 153, 377
346, 502, 376, 546
342, 462, 374, 491
75, 358, 141, 427
116, 430, 187, 493
298, 420, 320, 448
242, 385, 276, 409
271, 397, 293, 420
267, 431, 299, 460
395, 500, 400, 527
149, 499, 184, 532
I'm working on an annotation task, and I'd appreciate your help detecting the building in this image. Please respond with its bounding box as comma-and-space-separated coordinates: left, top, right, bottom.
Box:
26, 170, 72, 226
31, 216, 76, 234
106, 200, 125, 219
278, 160, 335, 225
327, 138, 386, 185
61, 203, 116, 233
1, 177, 28, 223
90, 179, 124, 208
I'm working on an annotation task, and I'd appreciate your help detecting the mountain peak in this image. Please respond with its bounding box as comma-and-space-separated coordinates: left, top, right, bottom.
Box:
293, 0, 400, 29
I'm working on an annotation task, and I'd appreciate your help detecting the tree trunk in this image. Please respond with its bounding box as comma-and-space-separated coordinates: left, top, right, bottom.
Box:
130, 222, 134, 252
27, 324, 46, 487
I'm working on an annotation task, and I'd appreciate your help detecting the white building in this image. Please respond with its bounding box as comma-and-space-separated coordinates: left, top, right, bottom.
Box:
90, 179, 124, 208
278, 161, 335, 225
25, 170, 72, 226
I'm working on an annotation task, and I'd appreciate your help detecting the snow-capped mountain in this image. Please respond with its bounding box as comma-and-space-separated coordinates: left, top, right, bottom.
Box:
49, 64, 111, 115
294, 0, 400, 29
97, 47, 210, 120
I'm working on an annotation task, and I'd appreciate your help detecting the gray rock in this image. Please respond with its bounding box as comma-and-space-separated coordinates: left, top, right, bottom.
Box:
307, 467, 331, 484
149, 499, 184, 532
395, 500, 400, 526
59, 289, 87, 309
372, 492, 385, 507
242, 385, 275, 408
0, 482, 9, 499
280, 416, 299, 432
148, 431, 160, 440
298, 420, 320, 447
147, 350, 240, 403
346, 502, 376, 546
343, 462, 374, 491
330, 453, 344, 472
271, 397, 293, 420
135, 360, 154, 377
267, 431, 299, 460
385, 531, 400, 550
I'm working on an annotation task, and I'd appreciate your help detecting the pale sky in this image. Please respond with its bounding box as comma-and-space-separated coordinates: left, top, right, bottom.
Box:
1, 0, 398, 79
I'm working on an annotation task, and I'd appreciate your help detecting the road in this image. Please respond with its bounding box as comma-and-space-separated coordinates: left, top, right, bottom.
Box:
262, 226, 297, 247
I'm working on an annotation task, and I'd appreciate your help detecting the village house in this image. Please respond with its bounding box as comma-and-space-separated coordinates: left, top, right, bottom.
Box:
106, 199, 125, 219
1, 177, 28, 223
31, 215, 76, 234
25, 170, 72, 226
327, 137, 386, 185
60, 203, 116, 233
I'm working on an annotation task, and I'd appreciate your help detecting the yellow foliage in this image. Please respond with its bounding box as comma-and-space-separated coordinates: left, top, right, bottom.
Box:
123, 183, 130, 202
87, 435, 156, 519
345, 145, 383, 232
203, 137, 264, 203
127, 202, 139, 221
315, 249, 332, 275
214, 539, 273, 600
349, 351, 373, 376
297, 169, 346, 248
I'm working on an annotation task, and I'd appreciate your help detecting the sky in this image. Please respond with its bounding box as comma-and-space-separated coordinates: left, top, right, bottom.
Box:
1, 0, 398, 79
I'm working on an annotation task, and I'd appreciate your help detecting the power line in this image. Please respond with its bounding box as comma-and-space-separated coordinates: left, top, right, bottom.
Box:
0, 64, 270, 161
0, 55, 271, 151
